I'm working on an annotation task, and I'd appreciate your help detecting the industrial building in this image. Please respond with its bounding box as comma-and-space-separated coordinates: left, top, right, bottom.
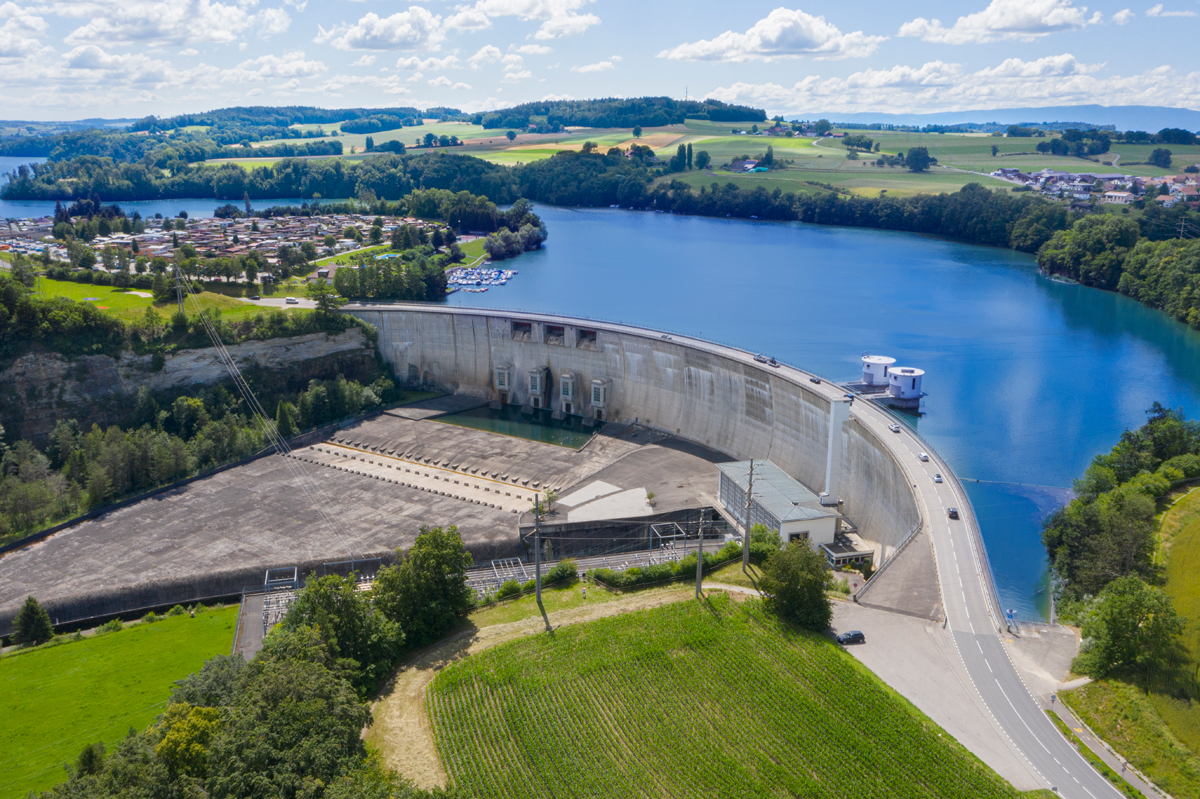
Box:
717, 460, 840, 546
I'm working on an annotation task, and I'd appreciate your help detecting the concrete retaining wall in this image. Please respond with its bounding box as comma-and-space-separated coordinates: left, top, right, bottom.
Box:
348, 305, 920, 563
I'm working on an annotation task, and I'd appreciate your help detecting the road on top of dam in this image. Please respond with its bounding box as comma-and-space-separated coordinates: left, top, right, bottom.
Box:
351, 303, 1123, 799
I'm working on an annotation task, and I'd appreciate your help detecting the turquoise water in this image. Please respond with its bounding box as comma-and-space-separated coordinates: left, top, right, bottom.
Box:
449, 206, 1200, 620
438, 405, 599, 449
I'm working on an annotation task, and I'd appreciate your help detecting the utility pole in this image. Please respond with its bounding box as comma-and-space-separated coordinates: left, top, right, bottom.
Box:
695, 510, 704, 598
174, 261, 184, 315
742, 459, 755, 571
534, 493, 542, 604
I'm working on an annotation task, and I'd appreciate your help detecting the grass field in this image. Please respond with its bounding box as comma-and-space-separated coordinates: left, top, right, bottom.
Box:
428, 596, 1032, 799
260, 120, 490, 155
0, 607, 237, 799
38, 278, 298, 323
203, 157, 282, 170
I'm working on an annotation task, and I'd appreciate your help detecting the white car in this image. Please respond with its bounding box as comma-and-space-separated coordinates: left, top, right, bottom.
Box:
888, 424, 901, 433
285, 297, 299, 304
917, 452, 929, 462
934, 473, 943, 483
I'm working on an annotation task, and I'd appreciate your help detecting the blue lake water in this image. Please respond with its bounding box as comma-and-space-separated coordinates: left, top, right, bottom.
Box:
449, 206, 1200, 620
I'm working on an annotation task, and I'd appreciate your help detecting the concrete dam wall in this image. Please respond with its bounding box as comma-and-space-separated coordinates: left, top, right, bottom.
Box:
347, 305, 921, 563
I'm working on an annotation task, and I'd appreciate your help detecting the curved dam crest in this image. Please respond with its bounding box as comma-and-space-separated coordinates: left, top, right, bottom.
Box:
349, 304, 923, 565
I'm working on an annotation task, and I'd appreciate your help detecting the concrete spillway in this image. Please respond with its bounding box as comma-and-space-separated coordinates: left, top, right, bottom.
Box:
346, 304, 922, 564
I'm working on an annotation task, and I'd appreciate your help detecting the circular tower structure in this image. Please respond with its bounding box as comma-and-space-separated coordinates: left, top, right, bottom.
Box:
861, 354, 896, 386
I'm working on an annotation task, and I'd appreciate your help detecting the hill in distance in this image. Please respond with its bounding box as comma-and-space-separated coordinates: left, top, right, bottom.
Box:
790, 104, 1200, 132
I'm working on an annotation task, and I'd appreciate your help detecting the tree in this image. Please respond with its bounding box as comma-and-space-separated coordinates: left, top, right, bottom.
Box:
907, 147, 932, 173
991, 144, 999, 156
686, 143, 693, 170
580, 141, 598, 155
306, 279, 347, 316
505, 130, 517, 142
1076, 575, 1184, 678
369, 225, 383, 245
373, 526, 474, 647
280, 573, 403, 695
1149, 148, 1172, 169
275, 400, 298, 438
365, 135, 375, 152
695, 150, 711, 170
13, 595, 53, 646
759, 542, 832, 631
632, 125, 642, 138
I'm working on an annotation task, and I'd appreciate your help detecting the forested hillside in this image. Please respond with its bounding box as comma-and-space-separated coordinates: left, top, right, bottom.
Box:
476, 97, 765, 129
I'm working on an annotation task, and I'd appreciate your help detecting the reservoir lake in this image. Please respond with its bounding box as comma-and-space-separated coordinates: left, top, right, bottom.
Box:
5, 192, 1199, 619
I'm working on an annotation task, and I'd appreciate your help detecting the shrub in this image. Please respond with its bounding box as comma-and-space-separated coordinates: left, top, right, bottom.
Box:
167, 604, 186, 617
142, 611, 159, 623
12, 596, 53, 647
546, 558, 578, 584
99, 618, 123, 633
496, 579, 523, 599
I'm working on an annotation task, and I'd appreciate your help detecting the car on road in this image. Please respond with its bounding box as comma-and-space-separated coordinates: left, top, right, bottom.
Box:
661, 334, 672, 340
753, 354, 769, 364
888, 423, 901, 433
249, 295, 261, 300
809, 377, 821, 384
947, 507, 960, 520
917, 452, 929, 462
835, 631, 865, 645
934, 473, 943, 483
285, 297, 299, 304
768, 358, 780, 368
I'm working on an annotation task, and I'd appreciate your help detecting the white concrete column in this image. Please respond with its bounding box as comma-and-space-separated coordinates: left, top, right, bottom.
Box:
822, 399, 851, 506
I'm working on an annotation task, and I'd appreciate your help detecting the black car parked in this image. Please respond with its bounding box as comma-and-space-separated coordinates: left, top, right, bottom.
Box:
835, 631, 865, 645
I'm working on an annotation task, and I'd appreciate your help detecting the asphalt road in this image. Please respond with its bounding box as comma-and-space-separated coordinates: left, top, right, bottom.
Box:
839, 397, 1122, 799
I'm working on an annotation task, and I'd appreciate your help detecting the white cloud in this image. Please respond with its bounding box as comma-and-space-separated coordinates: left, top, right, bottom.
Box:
223, 49, 325, 81
461, 0, 600, 40
61, 0, 259, 46
255, 7, 291, 37
705, 57, 1200, 115
351, 54, 375, 66
1146, 3, 1197, 16
1113, 8, 1135, 22
57, 44, 218, 87
318, 8, 445, 51
899, 0, 1096, 44
512, 43, 552, 54
283, 0, 306, 9
445, 8, 491, 31
178, 47, 199, 56
395, 54, 460, 70
428, 75, 471, 89
321, 73, 412, 94
540, 92, 572, 100
571, 59, 614, 72
501, 53, 523, 67
407, 71, 422, 82
0, 3, 48, 59
469, 44, 502, 67
659, 8, 884, 62
501, 68, 532, 82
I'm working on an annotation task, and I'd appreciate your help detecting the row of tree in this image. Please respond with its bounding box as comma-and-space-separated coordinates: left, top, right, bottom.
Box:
1043, 404, 1199, 678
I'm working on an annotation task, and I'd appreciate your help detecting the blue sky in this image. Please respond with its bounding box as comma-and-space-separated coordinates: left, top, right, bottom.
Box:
0, 0, 1197, 120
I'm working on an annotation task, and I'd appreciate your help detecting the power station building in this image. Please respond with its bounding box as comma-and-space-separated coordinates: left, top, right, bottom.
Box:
716, 460, 840, 547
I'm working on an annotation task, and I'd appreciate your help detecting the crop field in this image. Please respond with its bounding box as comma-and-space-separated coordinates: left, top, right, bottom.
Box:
262, 120, 490, 154
428, 596, 1026, 799
0, 606, 237, 799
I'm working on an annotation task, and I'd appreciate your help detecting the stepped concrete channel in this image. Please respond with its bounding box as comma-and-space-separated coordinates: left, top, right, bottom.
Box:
0, 304, 1113, 797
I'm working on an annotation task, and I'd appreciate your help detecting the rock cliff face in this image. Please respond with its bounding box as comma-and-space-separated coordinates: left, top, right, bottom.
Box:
0, 329, 374, 442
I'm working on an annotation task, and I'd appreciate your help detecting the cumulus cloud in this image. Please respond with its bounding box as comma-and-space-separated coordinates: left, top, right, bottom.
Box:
318, 7, 445, 51
178, 47, 199, 55
321, 73, 412, 95
899, 0, 1097, 44
223, 49, 325, 81
395, 54, 460, 70
445, 8, 491, 31
1113, 8, 1135, 22
256, 7, 291, 37
1146, 3, 1197, 16
468, 44, 502, 67
512, 43, 552, 54
460, 0, 600, 40
60, 0, 263, 46
58, 44, 218, 87
283, 0, 306, 9
428, 75, 471, 89
659, 8, 884, 62
351, 54, 374, 66
705, 57, 1200, 115
0, 3, 49, 59
570, 59, 614, 72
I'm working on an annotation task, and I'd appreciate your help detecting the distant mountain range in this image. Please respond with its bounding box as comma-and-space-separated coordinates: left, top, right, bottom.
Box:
789, 105, 1200, 132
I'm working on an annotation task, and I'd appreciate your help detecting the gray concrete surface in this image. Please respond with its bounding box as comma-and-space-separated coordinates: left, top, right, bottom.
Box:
235, 592, 264, 660
0, 409, 720, 632
831, 601, 1046, 791
855, 527, 942, 621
